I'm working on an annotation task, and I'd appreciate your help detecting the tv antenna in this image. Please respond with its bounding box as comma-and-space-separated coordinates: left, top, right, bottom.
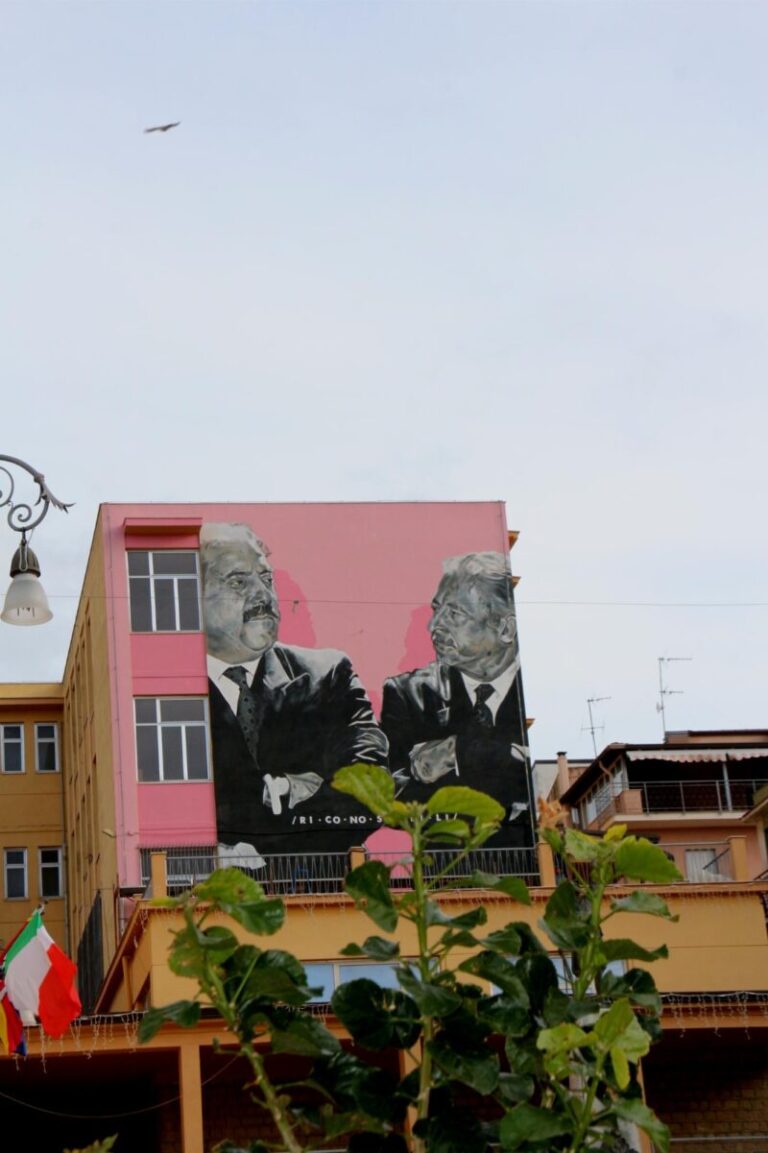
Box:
656, 656, 692, 738
584, 695, 611, 758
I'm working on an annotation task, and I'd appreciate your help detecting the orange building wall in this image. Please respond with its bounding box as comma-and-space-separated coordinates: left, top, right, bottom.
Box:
0, 685, 65, 950
101, 877, 768, 1015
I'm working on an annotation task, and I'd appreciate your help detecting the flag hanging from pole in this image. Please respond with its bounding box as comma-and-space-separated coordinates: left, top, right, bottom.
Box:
0, 982, 25, 1055
3, 910, 81, 1038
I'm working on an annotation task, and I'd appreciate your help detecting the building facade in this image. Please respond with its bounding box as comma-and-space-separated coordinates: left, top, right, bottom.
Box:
0, 503, 767, 1153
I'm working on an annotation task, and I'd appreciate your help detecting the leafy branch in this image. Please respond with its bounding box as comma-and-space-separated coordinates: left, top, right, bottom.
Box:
136, 764, 681, 1153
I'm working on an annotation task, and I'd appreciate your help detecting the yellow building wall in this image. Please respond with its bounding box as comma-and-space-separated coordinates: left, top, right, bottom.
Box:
104, 879, 768, 1014
0, 685, 66, 951
61, 508, 119, 969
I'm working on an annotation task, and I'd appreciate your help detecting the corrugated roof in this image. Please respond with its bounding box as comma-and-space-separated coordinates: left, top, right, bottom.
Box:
625, 748, 768, 763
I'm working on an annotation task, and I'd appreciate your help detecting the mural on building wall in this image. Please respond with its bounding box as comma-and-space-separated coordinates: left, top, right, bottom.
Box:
194, 505, 535, 857
380, 551, 532, 849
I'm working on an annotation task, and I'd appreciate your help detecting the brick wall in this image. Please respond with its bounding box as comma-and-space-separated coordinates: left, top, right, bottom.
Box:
643, 1026, 768, 1153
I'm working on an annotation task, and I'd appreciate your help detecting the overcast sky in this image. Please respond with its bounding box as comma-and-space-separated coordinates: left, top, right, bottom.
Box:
1, 0, 766, 765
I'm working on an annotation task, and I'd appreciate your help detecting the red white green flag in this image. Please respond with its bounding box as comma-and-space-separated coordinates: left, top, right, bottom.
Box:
3, 910, 81, 1038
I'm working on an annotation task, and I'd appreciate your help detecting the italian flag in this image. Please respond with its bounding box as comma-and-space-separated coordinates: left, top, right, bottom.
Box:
4, 910, 81, 1038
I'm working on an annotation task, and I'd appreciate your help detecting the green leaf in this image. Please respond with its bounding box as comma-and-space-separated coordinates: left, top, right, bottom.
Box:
345, 861, 398, 932
194, 867, 267, 907
611, 1044, 630, 1089
610, 891, 679, 920
138, 1000, 201, 1043
542, 881, 591, 950
603, 823, 628, 841
458, 954, 529, 1006
591, 998, 635, 1048
331, 979, 420, 1050
563, 827, 600, 862
412, 1112, 488, 1153
427, 1035, 500, 1094
539, 826, 564, 855
168, 923, 240, 977
224, 947, 317, 1006
480, 926, 522, 954
537, 1022, 590, 1054
611, 1099, 670, 1153
314, 1050, 405, 1123
467, 873, 532, 905
423, 819, 472, 841
333, 763, 400, 820
270, 1015, 341, 1057
340, 936, 401, 961
601, 938, 669, 963
229, 898, 285, 936
425, 901, 487, 929
499, 1104, 573, 1148
614, 837, 682, 883
477, 994, 531, 1038
395, 974, 462, 1016
495, 1071, 535, 1106
515, 954, 558, 1014
598, 966, 661, 1009
426, 786, 505, 824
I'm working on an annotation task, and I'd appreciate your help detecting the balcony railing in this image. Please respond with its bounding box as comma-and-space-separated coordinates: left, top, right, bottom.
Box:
140, 843, 541, 898
584, 778, 768, 827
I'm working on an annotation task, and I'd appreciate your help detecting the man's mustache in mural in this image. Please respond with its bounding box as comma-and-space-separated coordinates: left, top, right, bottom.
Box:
243, 603, 278, 622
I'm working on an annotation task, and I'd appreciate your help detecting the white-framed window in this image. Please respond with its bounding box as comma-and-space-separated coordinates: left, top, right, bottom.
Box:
4, 848, 27, 899
127, 550, 201, 633
35, 723, 59, 773
134, 698, 211, 782
1, 725, 24, 774
39, 847, 63, 899
303, 962, 401, 1003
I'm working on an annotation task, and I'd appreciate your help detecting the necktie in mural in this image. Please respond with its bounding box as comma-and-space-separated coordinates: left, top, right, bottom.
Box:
472, 683, 495, 728
223, 665, 263, 765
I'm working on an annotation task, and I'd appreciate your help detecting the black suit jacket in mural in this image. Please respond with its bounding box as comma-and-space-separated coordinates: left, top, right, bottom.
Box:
209, 643, 389, 854
380, 661, 534, 848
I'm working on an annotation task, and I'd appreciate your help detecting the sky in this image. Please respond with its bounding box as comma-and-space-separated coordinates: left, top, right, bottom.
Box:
1, 0, 767, 766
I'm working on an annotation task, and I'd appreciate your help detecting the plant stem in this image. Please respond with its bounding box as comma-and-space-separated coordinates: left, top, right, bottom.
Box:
410, 819, 435, 1153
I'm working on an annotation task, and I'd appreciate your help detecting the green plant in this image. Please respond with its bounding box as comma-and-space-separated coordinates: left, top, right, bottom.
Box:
139, 764, 681, 1153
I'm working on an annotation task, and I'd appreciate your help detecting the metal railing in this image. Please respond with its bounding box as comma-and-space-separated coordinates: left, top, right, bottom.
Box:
140, 843, 541, 897
637, 778, 768, 813
583, 778, 768, 824
367, 846, 540, 888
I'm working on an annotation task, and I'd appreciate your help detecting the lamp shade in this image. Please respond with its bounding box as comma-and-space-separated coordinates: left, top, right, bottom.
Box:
1, 572, 53, 625
1, 540, 53, 626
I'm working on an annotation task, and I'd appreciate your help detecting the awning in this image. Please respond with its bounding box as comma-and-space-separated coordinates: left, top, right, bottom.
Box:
625, 748, 768, 763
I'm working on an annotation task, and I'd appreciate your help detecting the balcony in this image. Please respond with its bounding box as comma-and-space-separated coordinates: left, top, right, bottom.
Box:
138, 843, 541, 899
582, 776, 768, 830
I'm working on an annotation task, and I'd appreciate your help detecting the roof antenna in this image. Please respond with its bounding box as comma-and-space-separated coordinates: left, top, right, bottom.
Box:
656, 656, 692, 739
584, 696, 611, 758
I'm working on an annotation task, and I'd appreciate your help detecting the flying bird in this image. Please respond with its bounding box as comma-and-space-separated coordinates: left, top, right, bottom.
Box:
144, 121, 181, 134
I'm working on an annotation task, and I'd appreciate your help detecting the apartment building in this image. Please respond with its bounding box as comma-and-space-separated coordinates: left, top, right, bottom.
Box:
0, 502, 766, 1153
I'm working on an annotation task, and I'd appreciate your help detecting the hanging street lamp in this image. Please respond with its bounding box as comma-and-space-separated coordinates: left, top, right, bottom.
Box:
0, 457, 72, 626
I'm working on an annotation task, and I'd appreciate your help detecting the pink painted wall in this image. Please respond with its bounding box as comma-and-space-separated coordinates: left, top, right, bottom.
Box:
100, 501, 512, 879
